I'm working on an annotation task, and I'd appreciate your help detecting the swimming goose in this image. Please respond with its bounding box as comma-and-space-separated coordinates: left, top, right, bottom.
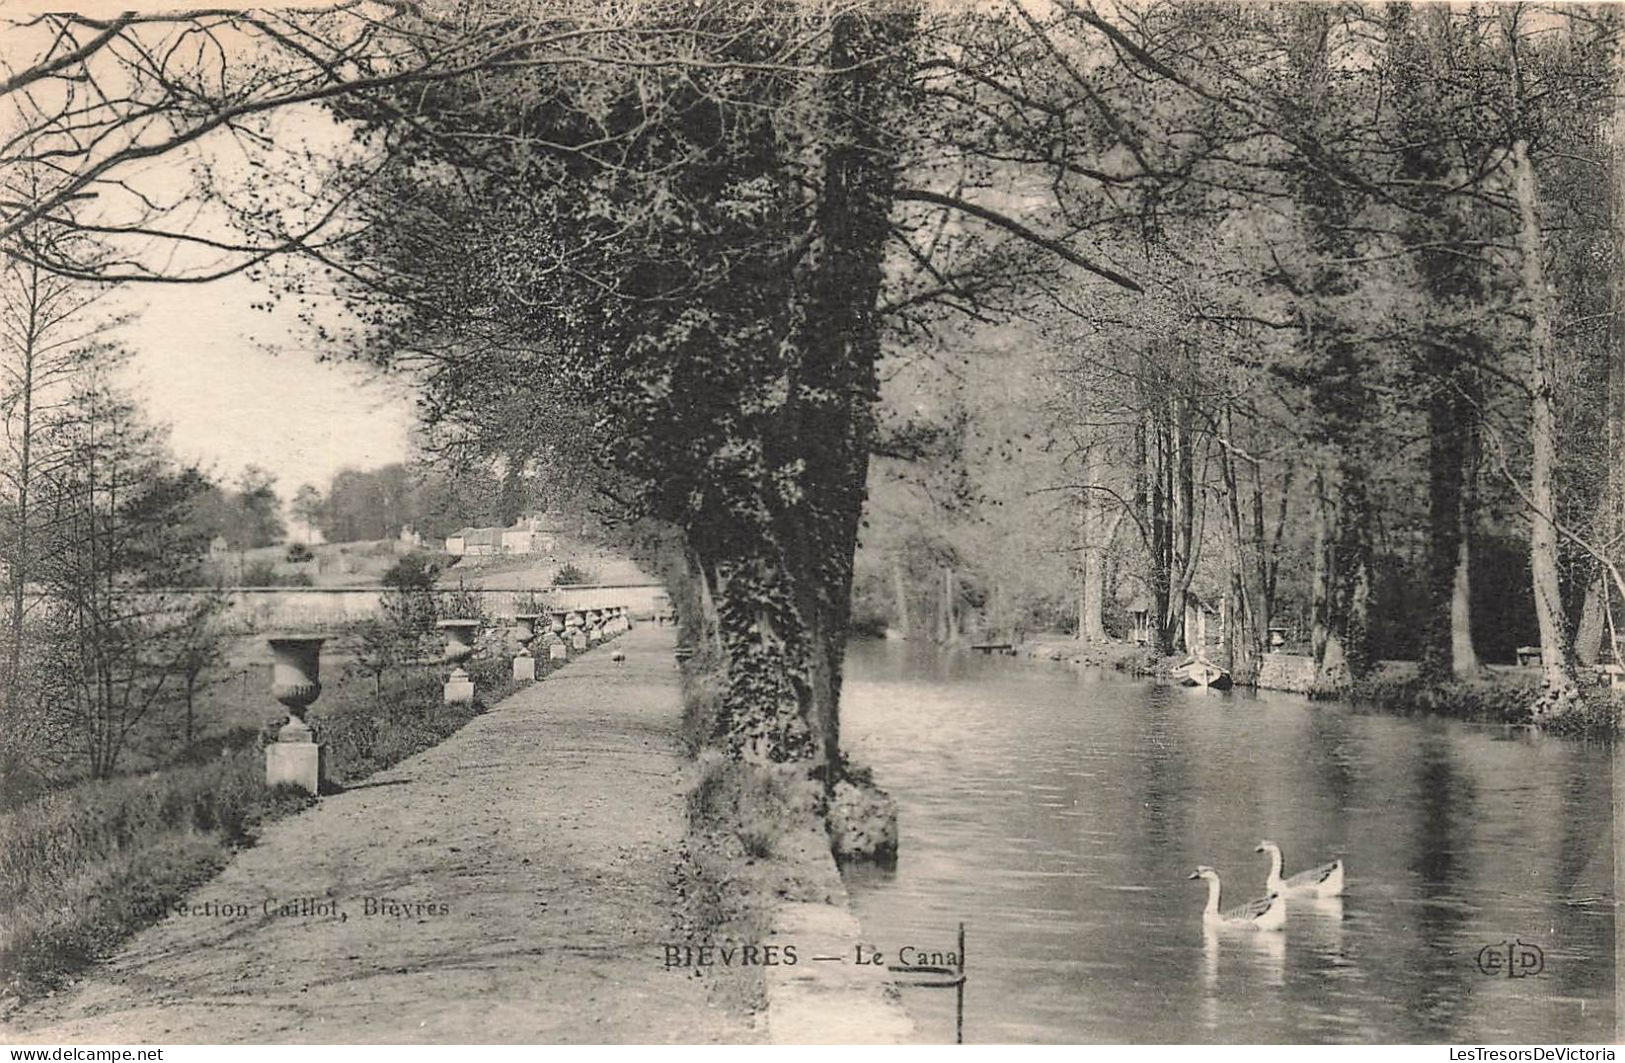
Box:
1256, 840, 1344, 898
1187, 866, 1286, 931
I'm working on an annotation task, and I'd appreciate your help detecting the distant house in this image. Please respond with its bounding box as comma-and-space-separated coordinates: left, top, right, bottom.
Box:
208, 535, 231, 557
446, 515, 561, 557
446, 527, 500, 556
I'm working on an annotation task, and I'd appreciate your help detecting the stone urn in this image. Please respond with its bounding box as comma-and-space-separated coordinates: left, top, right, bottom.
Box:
550, 611, 567, 634
268, 635, 325, 741
266, 635, 327, 793
512, 614, 542, 654
437, 619, 480, 703
511, 613, 542, 682
438, 618, 480, 666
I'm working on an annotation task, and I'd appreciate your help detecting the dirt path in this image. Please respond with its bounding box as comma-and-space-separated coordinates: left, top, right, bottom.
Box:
3, 626, 754, 1044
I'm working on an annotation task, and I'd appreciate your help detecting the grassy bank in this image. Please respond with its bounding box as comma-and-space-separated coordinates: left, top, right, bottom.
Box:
1104, 642, 1620, 738
0, 644, 584, 1009
671, 644, 831, 1022
1339, 670, 1620, 738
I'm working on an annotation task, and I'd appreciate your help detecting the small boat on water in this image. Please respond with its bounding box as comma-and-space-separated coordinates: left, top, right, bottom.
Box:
1172, 656, 1233, 690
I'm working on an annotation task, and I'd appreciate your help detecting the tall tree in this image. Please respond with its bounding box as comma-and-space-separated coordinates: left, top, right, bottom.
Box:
0, 229, 119, 722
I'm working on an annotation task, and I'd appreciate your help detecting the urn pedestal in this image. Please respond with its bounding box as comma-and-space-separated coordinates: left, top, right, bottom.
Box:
438, 619, 480, 704
512, 614, 541, 682
266, 636, 328, 794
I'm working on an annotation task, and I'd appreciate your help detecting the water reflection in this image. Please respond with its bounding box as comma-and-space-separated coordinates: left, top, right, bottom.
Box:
1406, 733, 1475, 1033
838, 643, 1615, 1044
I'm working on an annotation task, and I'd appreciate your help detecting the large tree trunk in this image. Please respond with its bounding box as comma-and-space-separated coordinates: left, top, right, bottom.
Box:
1423, 385, 1483, 680
1575, 580, 1606, 665
704, 557, 817, 765
1421, 383, 1467, 683
780, 10, 912, 782
1311, 460, 1372, 689
1218, 417, 1265, 681
1451, 527, 1481, 676
1511, 139, 1577, 695
691, 12, 912, 779
1582, 71, 1625, 667
1451, 418, 1482, 676
1310, 468, 1331, 668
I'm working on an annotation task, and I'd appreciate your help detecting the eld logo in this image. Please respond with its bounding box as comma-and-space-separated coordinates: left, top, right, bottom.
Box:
1475, 939, 1545, 978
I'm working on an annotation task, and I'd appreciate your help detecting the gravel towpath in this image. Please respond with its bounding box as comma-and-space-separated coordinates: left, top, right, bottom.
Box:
3, 625, 751, 1044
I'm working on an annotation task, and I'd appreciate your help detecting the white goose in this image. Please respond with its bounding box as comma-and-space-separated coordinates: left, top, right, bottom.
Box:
1256, 840, 1344, 898
1187, 865, 1286, 931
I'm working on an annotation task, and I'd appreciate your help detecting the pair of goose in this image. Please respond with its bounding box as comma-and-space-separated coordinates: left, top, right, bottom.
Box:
1188, 840, 1344, 931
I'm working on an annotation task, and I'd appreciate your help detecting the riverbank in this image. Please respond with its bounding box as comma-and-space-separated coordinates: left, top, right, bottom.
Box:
673, 646, 916, 1042
994, 635, 1619, 737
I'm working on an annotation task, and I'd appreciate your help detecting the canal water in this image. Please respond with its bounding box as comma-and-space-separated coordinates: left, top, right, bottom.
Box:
839, 641, 1616, 1044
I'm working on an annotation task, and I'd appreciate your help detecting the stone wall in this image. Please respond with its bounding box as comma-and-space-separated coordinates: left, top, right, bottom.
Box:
1255, 653, 1317, 694
82, 583, 671, 635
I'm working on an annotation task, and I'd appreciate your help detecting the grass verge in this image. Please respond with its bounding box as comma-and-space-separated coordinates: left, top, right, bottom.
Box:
671, 645, 830, 1025
0, 640, 595, 1010
1340, 670, 1620, 738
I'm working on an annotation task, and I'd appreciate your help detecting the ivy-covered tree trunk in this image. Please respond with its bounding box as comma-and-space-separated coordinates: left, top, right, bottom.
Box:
795, 10, 912, 780
1390, 4, 1485, 685
1282, 7, 1375, 691
699, 11, 913, 784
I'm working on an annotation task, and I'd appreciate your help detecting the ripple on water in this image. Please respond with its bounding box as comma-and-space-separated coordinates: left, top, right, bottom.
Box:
839, 643, 1616, 1044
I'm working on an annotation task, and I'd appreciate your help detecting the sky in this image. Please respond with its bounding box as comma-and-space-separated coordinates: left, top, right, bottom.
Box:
39, 82, 425, 499
116, 273, 416, 496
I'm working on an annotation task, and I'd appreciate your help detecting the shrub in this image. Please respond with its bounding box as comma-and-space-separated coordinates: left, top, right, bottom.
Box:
677, 642, 726, 758
685, 755, 820, 860
241, 560, 278, 586
848, 596, 890, 639
553, 562, 595, 586
437, 583, 489, 623
285, 543, 314, 563
382, 553, 439, 591
239, 561, 312, 588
